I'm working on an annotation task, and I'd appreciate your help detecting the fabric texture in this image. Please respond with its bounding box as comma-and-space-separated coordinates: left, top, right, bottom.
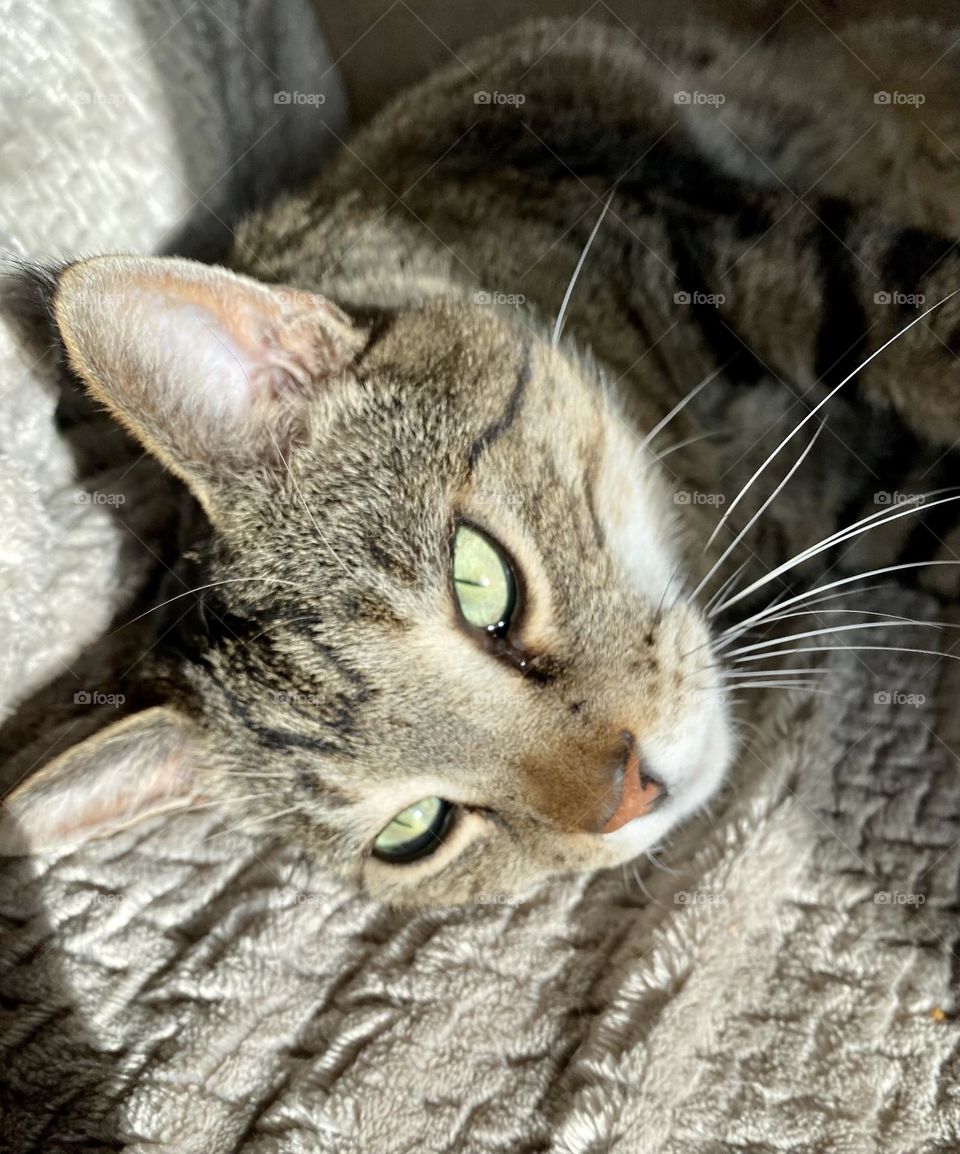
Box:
1, 6, 959, 1153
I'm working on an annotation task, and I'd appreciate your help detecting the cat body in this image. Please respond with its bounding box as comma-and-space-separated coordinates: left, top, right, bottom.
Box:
5, 19, 960, 907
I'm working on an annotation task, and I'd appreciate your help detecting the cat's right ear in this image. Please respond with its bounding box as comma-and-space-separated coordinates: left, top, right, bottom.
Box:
50, 255, 369, 508
0, 707, 205, 856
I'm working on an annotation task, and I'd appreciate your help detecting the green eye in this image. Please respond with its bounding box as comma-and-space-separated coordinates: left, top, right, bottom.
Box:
452, 524, 517, 632
372, 797, 454, 863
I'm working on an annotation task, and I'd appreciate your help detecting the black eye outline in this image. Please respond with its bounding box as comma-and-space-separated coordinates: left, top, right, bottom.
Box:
371, 798, 456, 865
450, 520, 521, 641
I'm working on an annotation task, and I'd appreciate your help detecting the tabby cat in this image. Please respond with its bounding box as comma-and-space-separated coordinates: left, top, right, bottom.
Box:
5, 19, 960, 907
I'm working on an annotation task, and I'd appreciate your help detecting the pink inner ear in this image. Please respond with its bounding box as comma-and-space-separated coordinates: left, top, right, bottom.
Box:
147, 296, 263, 420
0, 708, 202, 856
54, 255, 369, 475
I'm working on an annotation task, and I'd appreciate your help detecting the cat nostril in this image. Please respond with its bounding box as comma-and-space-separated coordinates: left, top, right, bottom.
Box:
601, 731, 667, 834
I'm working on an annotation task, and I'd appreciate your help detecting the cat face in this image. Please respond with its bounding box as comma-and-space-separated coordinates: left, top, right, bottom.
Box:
2, 257, 732, 906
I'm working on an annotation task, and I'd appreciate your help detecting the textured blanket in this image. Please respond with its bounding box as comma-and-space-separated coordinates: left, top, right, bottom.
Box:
2, 6, 960, 1153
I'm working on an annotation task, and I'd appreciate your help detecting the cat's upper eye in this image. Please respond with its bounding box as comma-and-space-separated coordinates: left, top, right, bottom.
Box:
452, 524, 517, 632
372, 797, 455, 864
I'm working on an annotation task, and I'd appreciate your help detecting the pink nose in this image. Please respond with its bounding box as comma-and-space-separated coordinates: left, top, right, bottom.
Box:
602, 735, 666, 833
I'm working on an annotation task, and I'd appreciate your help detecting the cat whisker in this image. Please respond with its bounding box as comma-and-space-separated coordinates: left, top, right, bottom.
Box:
271, 436, 355, 581
714, 580, 895, 636
723, 618, 950, 660
716, 560, 960, 633
204, 803, 305, 842
691, 424, 822, 604
630, 863, 655, 903
644, 849, 677, 876
704, 561, 749, 617
119, 574, 304, 631
640, 362, 728, 451
708, 286, 960, 549
652, 429, 727, 463
713, 490, 960, 615
552, 186, 617, 347
716, 607, 941, 653
731, 644, 960, 664
720, 681, 831, 693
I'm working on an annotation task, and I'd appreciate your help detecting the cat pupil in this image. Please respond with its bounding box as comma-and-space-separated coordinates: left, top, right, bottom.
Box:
372, 797, 453, 864
452, 524, 517, 631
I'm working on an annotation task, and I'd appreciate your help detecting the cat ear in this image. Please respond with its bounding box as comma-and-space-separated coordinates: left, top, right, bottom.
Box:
51, 255, 368, 500
0, 707, 205, 856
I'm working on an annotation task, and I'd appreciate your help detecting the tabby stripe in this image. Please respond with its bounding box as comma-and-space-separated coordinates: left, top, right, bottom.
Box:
467, 341, 531, 469
882, 226, 958, 303
828, 422, 918, 575
665, 220, 765, 384
812, 199, 869, 390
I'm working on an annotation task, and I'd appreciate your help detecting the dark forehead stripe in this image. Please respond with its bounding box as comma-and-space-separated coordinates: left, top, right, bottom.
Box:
467, 340, 532, 470
581, 452, 605, 551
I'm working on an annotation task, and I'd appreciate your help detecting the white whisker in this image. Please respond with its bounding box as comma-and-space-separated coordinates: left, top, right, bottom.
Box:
707, 286, 960, 547
724, 678, 830, 687
120, 575, 303, 630
716, 561, 960, 633
715, 491, 960, 615
552, 186, 617, 347
272, 437, 354, 580
641, 362, 728, 450
653, 430, 726, 462
731, 644, 960, 663
205, 803, 305, 842
714, 580, 895, 634
725, 618, 946, 660
704, 561, 749, 617
691, 424, 822, 604
717, 606, 939, 653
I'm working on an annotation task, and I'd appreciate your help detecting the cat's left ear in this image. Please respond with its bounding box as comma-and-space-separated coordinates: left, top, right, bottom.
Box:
0, 707, 205, 856
51, 255, 369, 506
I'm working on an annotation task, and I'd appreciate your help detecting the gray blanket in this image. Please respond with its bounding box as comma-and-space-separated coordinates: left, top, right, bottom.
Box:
1, 5, 959, 1152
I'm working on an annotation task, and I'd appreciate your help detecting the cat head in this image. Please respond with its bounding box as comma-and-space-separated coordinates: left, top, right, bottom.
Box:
1, 256, 732, 906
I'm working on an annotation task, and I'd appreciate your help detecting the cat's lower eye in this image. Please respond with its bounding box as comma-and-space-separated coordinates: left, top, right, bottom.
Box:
372, 797, 455, 863
452, 524, 517, 632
